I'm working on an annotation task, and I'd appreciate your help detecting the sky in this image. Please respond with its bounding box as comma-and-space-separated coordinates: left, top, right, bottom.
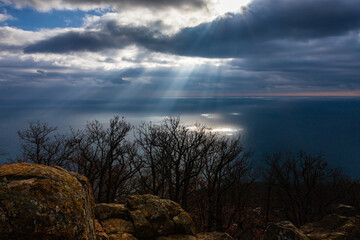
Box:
0, 0, 360, 176
0, 0, 360, 100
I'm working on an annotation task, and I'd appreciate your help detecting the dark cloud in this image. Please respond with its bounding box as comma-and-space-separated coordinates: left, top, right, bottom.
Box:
24, 0, 360, 57
9, 0, 360, 96
24, 21, 158, 53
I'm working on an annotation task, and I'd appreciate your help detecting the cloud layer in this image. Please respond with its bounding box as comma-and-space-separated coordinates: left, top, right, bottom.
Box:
1, 0, 360, 99
24, 0, 360, 58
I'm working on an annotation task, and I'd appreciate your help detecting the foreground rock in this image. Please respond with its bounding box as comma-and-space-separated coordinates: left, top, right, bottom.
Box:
301, 214, 360, 240
264, 204, 360, 240
0, 163, 95, 240
0, 163, 233, 240
263, 221, 309, 240
95, 195, 234, 240
95, 194, 197, 240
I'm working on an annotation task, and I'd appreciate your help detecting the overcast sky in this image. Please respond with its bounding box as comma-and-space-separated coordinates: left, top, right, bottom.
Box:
1, 0, 360, 100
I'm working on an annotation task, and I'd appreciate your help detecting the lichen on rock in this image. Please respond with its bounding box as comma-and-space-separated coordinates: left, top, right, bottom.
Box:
0, 163, 96, 240
301, 214, 360, 240
0, 163, 234, 240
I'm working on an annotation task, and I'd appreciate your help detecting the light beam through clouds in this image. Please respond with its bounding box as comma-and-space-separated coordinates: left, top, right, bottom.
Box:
0, 0, 360, 100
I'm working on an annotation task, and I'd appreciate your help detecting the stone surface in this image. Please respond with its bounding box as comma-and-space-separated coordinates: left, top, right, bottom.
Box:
0, 163, 96, 240
301, 214, 360, 240
126, 194, 196, 238
197, 232, 234, 240
264, 221, 309, 240
0, 163, 234, 240
173, 211, 196, 235
108, 232, 138, 240
101, 218, 135, 235
95, 194, 200, 239
95, 219, 109, 240
129, 209, 156, 238
96, 203, 129, 221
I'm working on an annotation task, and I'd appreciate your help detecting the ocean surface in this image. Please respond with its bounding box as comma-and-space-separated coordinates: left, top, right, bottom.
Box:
1, 97, 359, 178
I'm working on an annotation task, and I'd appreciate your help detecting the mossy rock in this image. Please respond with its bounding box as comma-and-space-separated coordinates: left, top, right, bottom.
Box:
173, 211, 196, 236
125, 194, 196, 238
0, 163, 96, 240
101, 218, 135, 234
96, 203, 130, 221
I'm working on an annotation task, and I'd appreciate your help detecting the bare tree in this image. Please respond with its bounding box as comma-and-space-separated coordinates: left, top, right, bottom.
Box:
136, 117, 214, 209
193, 135, 254, 232
262, 151, 354, 226
17, 121, 74, 166
261, 152, 280, 224
70, 116, 140, 203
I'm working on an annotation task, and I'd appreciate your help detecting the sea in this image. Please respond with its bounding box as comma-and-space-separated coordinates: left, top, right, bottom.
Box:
1, 97, 359, 178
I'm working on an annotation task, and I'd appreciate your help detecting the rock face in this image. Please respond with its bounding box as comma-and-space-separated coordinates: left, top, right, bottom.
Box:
301, 214, 360, 240
95, 195, 233, 240
0, 163, 233, 240
264, 205, 360, 240
95, 194, 198, 240
0, 163, 95, 240
263, 221, 309, 240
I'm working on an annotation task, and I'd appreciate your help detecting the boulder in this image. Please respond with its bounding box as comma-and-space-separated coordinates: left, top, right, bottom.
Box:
264, 221, 309, 240
129, 209, 156, 238
101, 218, 135, 235
0, 163, 232, 240
126, 194, 196, 238
95, 195, 197, 239
301, 214, 360, 240
95, 219, 109, 240
96, 203, 129, 221
0, 163, 96, 240
95, 203, 135, 239
173, 211, 196, 235
108, 232, 138, 240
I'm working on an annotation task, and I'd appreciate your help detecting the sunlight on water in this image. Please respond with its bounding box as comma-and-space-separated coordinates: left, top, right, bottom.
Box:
1, 98, 359, 177
201, 113, 219, 119
211, 127, 244, 135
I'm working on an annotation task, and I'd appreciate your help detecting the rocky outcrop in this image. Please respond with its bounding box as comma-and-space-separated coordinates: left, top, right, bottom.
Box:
263, 221, 309, 240
301, 214, 360, 240
0, 163, 95, 240
95, 194, 198, 240
95, 219, 109, 240
264, 204, 360, 240
0, 163, 233, 240
95, 195, 234, 240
